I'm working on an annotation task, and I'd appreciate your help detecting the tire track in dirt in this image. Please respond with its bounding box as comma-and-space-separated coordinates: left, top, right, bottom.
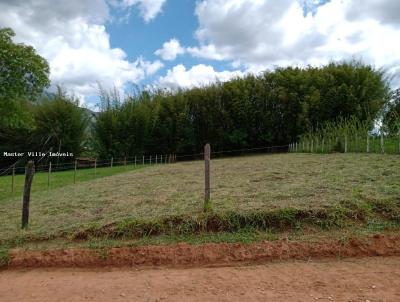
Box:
1, 257, 400, 301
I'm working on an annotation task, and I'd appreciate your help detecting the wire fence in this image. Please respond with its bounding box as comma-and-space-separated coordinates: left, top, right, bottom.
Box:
1, 143, 400, 234
0, 144, 290, 199
289, 134, 400, 154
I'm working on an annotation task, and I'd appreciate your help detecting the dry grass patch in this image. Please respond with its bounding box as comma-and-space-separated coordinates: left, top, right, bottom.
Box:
0, 153, 399, 244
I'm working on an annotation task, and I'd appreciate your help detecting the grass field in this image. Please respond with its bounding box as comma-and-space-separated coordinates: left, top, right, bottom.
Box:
0, 153, 399, 261
0, 163, 145, 201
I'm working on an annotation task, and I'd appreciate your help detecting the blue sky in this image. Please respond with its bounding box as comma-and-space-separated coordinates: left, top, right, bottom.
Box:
107, 0, 238, 87
106, 0, 331, 87
0, 0, 399, 108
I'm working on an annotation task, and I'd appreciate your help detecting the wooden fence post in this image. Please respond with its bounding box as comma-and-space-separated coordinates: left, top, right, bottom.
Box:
111, 157, 113, 168
74, 160, 77, 184
94, 159, 97, 176
124, 157, 127, 167
399, 135, 400, 153
367, 134, 370, 153
11, 165, 15, 193
344, 135, 348, 153
372, 136, 375, 153
134, 156, 136, 167
156, 155, 158, 164
143, 155, 145, 165
381, 134, 384, 153
47, 162, 52, 190
150, 155, 152, 165
204, 143, 211, 211
22, 160, 35, 229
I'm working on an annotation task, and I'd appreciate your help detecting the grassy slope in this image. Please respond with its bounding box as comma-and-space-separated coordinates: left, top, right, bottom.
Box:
0, 153, 399, 257
0, 163, 145, 201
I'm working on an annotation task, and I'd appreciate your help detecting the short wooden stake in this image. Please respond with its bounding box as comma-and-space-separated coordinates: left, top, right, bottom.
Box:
381, 134, 384, 153
47, 162, 52, 190
11, 165, 15, 193
204, 143, 211, 211
344, 136, 348, 153
94, 159, 97, 176
366, 135, 370, 153
74, 160, 77, 184
22, 160, 35, 229
111, 157, 113, 168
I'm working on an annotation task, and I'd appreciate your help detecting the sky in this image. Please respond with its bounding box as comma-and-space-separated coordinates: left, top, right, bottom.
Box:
0, 0, 399, 109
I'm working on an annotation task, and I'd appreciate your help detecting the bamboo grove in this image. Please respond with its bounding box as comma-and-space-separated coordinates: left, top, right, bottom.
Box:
92, 62, 392, 159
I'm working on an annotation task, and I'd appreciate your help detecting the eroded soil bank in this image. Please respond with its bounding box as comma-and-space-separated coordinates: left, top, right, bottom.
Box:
7, 234, 400, 268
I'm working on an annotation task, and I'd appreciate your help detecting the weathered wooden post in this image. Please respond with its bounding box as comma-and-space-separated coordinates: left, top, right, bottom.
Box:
372, 136, 375, 153
74, 159, 77, 184
156, 155, 158, 164
344, 135, 348, 153
143, 155, 145, 165
380, 134, 384, 153
134, 156, 136, 167
110, 157, 113, 168
47, 162, 52, 190
124, 157, 127, 168
22, 160, 35, 229
11, 165, 15, 193
366, 134, 370, 153
150, 155, 152, 165
94, 159, 97, 177
399, 135, 400, 153
204, 143, 211, 212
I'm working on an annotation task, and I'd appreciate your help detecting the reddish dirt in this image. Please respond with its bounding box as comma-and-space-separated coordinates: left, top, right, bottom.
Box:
1, 257, 399, 301
8, 234, 400, 268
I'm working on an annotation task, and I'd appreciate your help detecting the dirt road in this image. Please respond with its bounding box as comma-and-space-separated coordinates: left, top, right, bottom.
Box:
1, 257, 399, 301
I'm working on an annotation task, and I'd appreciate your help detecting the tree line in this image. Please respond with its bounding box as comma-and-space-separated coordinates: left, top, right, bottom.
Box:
1, 26, 398, 167
92, 62, 390, 159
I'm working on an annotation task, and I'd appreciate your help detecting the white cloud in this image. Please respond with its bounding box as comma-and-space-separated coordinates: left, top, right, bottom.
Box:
189, 0, 400, 86
0, 0, 164, 102
158, 64, 244, 89
116, 0, 167, 22
155, 38, 185, 61
138, 59, 164, 76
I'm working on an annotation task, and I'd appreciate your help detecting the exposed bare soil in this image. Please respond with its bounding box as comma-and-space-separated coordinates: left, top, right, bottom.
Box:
1, 257, 400, 301
8, 234, 400, 268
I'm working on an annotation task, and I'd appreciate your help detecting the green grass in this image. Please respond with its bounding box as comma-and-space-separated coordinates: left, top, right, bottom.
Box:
0, 163, 146, 201
0, 153, 399, 254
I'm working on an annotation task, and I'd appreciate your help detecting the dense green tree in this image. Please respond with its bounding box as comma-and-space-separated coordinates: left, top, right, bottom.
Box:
0, 27, 50, 129
33, 88, 89, 158
90, 62, 391, 158
382, 88, 400, 135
